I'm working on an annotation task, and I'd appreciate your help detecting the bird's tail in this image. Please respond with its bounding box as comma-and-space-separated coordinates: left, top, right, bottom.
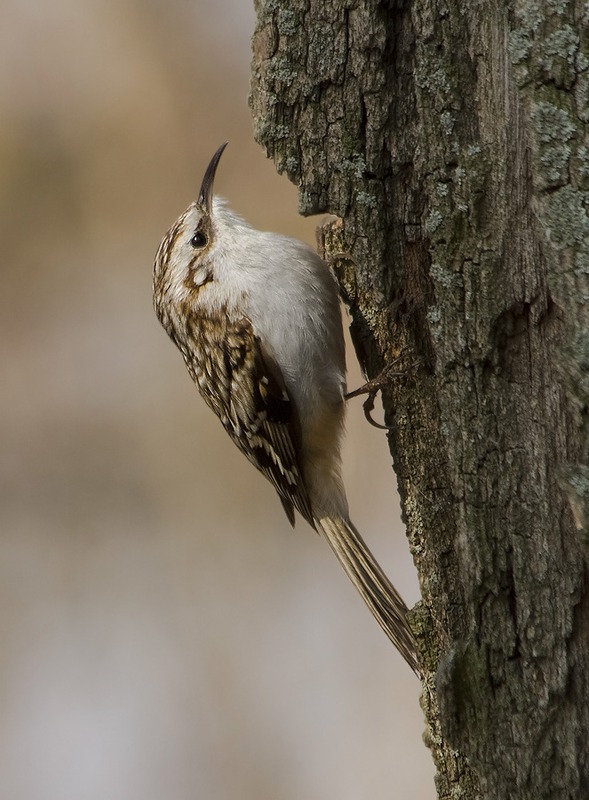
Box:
317, 515, 419, 674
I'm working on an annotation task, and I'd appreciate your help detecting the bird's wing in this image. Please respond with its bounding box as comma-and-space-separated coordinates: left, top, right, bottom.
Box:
187, 313, 315, 529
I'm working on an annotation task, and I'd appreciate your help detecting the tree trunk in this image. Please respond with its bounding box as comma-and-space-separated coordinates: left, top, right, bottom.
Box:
250, 0, 589, 798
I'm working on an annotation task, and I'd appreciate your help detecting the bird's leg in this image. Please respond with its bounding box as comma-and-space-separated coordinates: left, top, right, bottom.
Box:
345, 362, 406, 431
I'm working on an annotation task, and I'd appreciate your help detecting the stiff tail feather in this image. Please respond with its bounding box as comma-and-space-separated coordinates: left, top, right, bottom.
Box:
317, 516, 419, 674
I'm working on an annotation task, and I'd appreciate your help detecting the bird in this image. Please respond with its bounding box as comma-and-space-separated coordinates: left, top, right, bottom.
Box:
153, 142, 418, 673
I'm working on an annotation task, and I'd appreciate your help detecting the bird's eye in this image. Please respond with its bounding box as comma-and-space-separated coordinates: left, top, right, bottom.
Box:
190, 231, 207, 248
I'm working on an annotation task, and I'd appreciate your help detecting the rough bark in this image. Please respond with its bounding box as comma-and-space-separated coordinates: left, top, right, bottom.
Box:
250, 0, 589, 798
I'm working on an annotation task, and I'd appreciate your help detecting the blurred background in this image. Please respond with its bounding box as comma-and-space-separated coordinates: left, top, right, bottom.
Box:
0, 0, 433, 798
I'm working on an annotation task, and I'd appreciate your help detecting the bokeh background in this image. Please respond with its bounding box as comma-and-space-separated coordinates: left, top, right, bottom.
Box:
0, 1, 434, 798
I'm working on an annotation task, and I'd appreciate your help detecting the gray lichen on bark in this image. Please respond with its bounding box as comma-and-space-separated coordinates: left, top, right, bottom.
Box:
251, 0, 589, 798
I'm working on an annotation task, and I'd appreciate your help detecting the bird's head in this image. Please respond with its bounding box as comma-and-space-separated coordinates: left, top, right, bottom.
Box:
153, 142, 229, 318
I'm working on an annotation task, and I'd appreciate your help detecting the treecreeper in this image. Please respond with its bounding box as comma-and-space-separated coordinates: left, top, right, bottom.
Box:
153, 143, 418, 673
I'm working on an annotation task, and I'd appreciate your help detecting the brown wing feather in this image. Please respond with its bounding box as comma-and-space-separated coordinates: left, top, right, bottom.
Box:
181, 311, 315, 529
250, 337, 315, 528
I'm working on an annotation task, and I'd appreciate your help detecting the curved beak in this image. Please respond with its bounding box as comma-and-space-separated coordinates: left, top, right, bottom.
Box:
197, 142, 228, 212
